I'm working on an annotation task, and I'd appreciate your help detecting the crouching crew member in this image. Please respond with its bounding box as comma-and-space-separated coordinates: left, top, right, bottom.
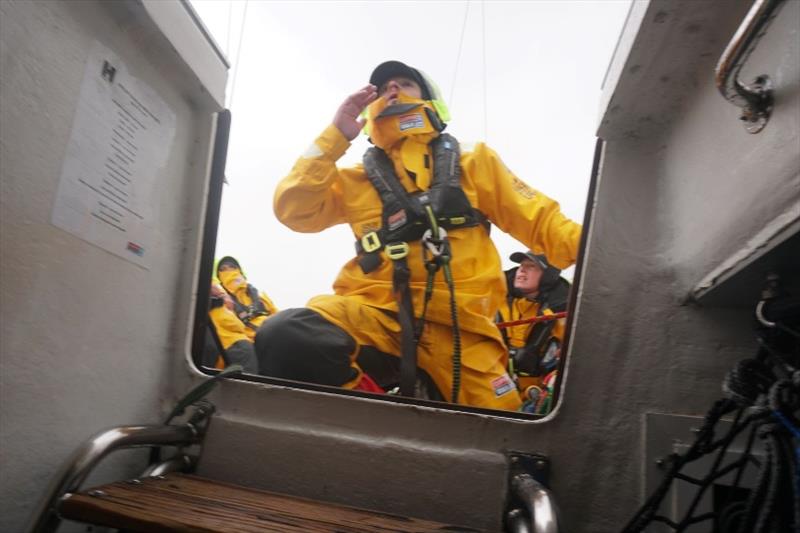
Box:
204, 283, 260, 373
216, 256, 278, 341
256, 60, 581, 411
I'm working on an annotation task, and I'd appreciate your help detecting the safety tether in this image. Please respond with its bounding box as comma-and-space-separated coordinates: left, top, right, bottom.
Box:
420, 204, 462, 403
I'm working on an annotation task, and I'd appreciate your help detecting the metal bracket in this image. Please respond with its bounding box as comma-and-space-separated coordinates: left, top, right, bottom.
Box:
736, 75, 774, 134
509, 452, 550, 486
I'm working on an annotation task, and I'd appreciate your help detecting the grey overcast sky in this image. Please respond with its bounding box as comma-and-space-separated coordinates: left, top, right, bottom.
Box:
189, 0, 632, 309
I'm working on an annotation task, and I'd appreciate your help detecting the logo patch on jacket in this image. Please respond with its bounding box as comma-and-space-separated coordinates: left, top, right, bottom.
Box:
399, 113, 424, 131
491, 374, 515, 397
387, 209, 407, 230
511, 176, 536, 199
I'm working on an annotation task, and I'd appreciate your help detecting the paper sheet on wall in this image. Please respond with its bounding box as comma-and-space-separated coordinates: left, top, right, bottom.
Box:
51, 41, 176, 269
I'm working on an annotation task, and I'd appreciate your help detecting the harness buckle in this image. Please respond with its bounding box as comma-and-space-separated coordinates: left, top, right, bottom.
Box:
385, 242, 410, 261
360, 231, 381, 253
422, 227, 448, 257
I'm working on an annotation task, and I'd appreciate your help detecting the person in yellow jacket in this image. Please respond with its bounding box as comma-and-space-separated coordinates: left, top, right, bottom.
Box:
497, 251, 571, 413
256, 60, 581, 411
216, 256, 278, 341
204, 282, 259, 373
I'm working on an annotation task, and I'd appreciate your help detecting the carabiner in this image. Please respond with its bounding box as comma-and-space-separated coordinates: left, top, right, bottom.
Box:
421, 227, 448, 257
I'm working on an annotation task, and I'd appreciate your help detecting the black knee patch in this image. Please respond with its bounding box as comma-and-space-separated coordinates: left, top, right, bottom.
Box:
255, 308, 356, 386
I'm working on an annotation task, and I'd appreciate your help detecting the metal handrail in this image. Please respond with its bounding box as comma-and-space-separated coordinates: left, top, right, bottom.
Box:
509, 473, 560, 533
714, 0, 787, 133
140, 454, 194, 477
26, 424, 198, 533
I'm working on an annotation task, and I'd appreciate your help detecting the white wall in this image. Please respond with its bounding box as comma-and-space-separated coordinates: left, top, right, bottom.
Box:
0, 1, 224, 530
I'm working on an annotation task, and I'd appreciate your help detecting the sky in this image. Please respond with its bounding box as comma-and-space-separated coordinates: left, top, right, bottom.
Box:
189, 0, 632, 309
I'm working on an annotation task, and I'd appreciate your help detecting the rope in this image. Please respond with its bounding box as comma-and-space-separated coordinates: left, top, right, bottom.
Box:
164, 364, 243, 425
227, 0, 249, 110
480, 0, 488, 141
443, 258, 461, 403
496, 312, 567, 329
621, 292, 799, 532
225, 0, 233, 57
448, 1, 471, 107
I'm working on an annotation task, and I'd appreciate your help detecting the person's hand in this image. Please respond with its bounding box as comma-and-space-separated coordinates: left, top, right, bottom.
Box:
333, 84, 378, 141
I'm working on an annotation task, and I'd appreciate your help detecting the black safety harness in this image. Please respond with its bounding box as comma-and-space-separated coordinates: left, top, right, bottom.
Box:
228, 284, 271, 330
499, 272, 569, 379
355, 133, 487, 402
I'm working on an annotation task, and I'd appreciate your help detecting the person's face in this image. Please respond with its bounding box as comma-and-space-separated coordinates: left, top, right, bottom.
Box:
218, 263, 237, 273
514, 259, 544, 296
378, 76, 423, 104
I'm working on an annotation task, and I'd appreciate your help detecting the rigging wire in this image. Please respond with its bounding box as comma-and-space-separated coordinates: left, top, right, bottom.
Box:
448, 1, 471, 108
225, 0, 232, 57
227, 0, 249, 109
481, 0, 488, 142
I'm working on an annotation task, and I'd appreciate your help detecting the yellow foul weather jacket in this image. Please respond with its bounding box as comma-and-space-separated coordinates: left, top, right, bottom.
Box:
218, 268, 278, 340
499, 298, 566, 352
208, 303, 258, 371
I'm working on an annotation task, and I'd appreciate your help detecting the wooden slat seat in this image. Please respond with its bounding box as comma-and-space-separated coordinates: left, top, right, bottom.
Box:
58, 473, 487, 532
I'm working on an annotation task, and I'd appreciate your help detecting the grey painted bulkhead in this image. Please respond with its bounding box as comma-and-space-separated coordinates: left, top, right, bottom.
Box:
1, 1, 798, 533
196, 0, 798, 530
196, 1, 799, 530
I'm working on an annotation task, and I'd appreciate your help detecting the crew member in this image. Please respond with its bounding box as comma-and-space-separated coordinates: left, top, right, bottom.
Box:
498, 251, 570, 412
216, 256, 278, 341
204, 282, 259, 373
256, 60, 581, 410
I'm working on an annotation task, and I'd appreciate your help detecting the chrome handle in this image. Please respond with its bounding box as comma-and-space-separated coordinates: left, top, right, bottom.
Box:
26, 424, 198, 533
509, 473, 560, 533
714, 0, 787, 133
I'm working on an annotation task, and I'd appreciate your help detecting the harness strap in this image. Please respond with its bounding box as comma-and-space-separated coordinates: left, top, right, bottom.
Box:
357, 134, 489, 275
394, 260, 417, 397
231, 284, 269, 329
358, 135, 473, 402
355, 210, 489, 275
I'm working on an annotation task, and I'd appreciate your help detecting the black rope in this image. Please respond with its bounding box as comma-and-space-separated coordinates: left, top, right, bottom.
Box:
621, 289, 799, 532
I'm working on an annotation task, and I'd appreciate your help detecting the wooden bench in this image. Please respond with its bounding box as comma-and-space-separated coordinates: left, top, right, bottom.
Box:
58, 473, 488, 532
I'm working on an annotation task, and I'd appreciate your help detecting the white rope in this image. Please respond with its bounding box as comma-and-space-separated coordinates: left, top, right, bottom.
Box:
481, 0, 488, 142
448, 1, 471, 108
225, 0, 233, 57
227, 0, 249, 109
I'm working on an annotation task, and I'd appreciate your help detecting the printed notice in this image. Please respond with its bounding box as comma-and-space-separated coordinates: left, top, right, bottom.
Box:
52, 41, 176, 269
